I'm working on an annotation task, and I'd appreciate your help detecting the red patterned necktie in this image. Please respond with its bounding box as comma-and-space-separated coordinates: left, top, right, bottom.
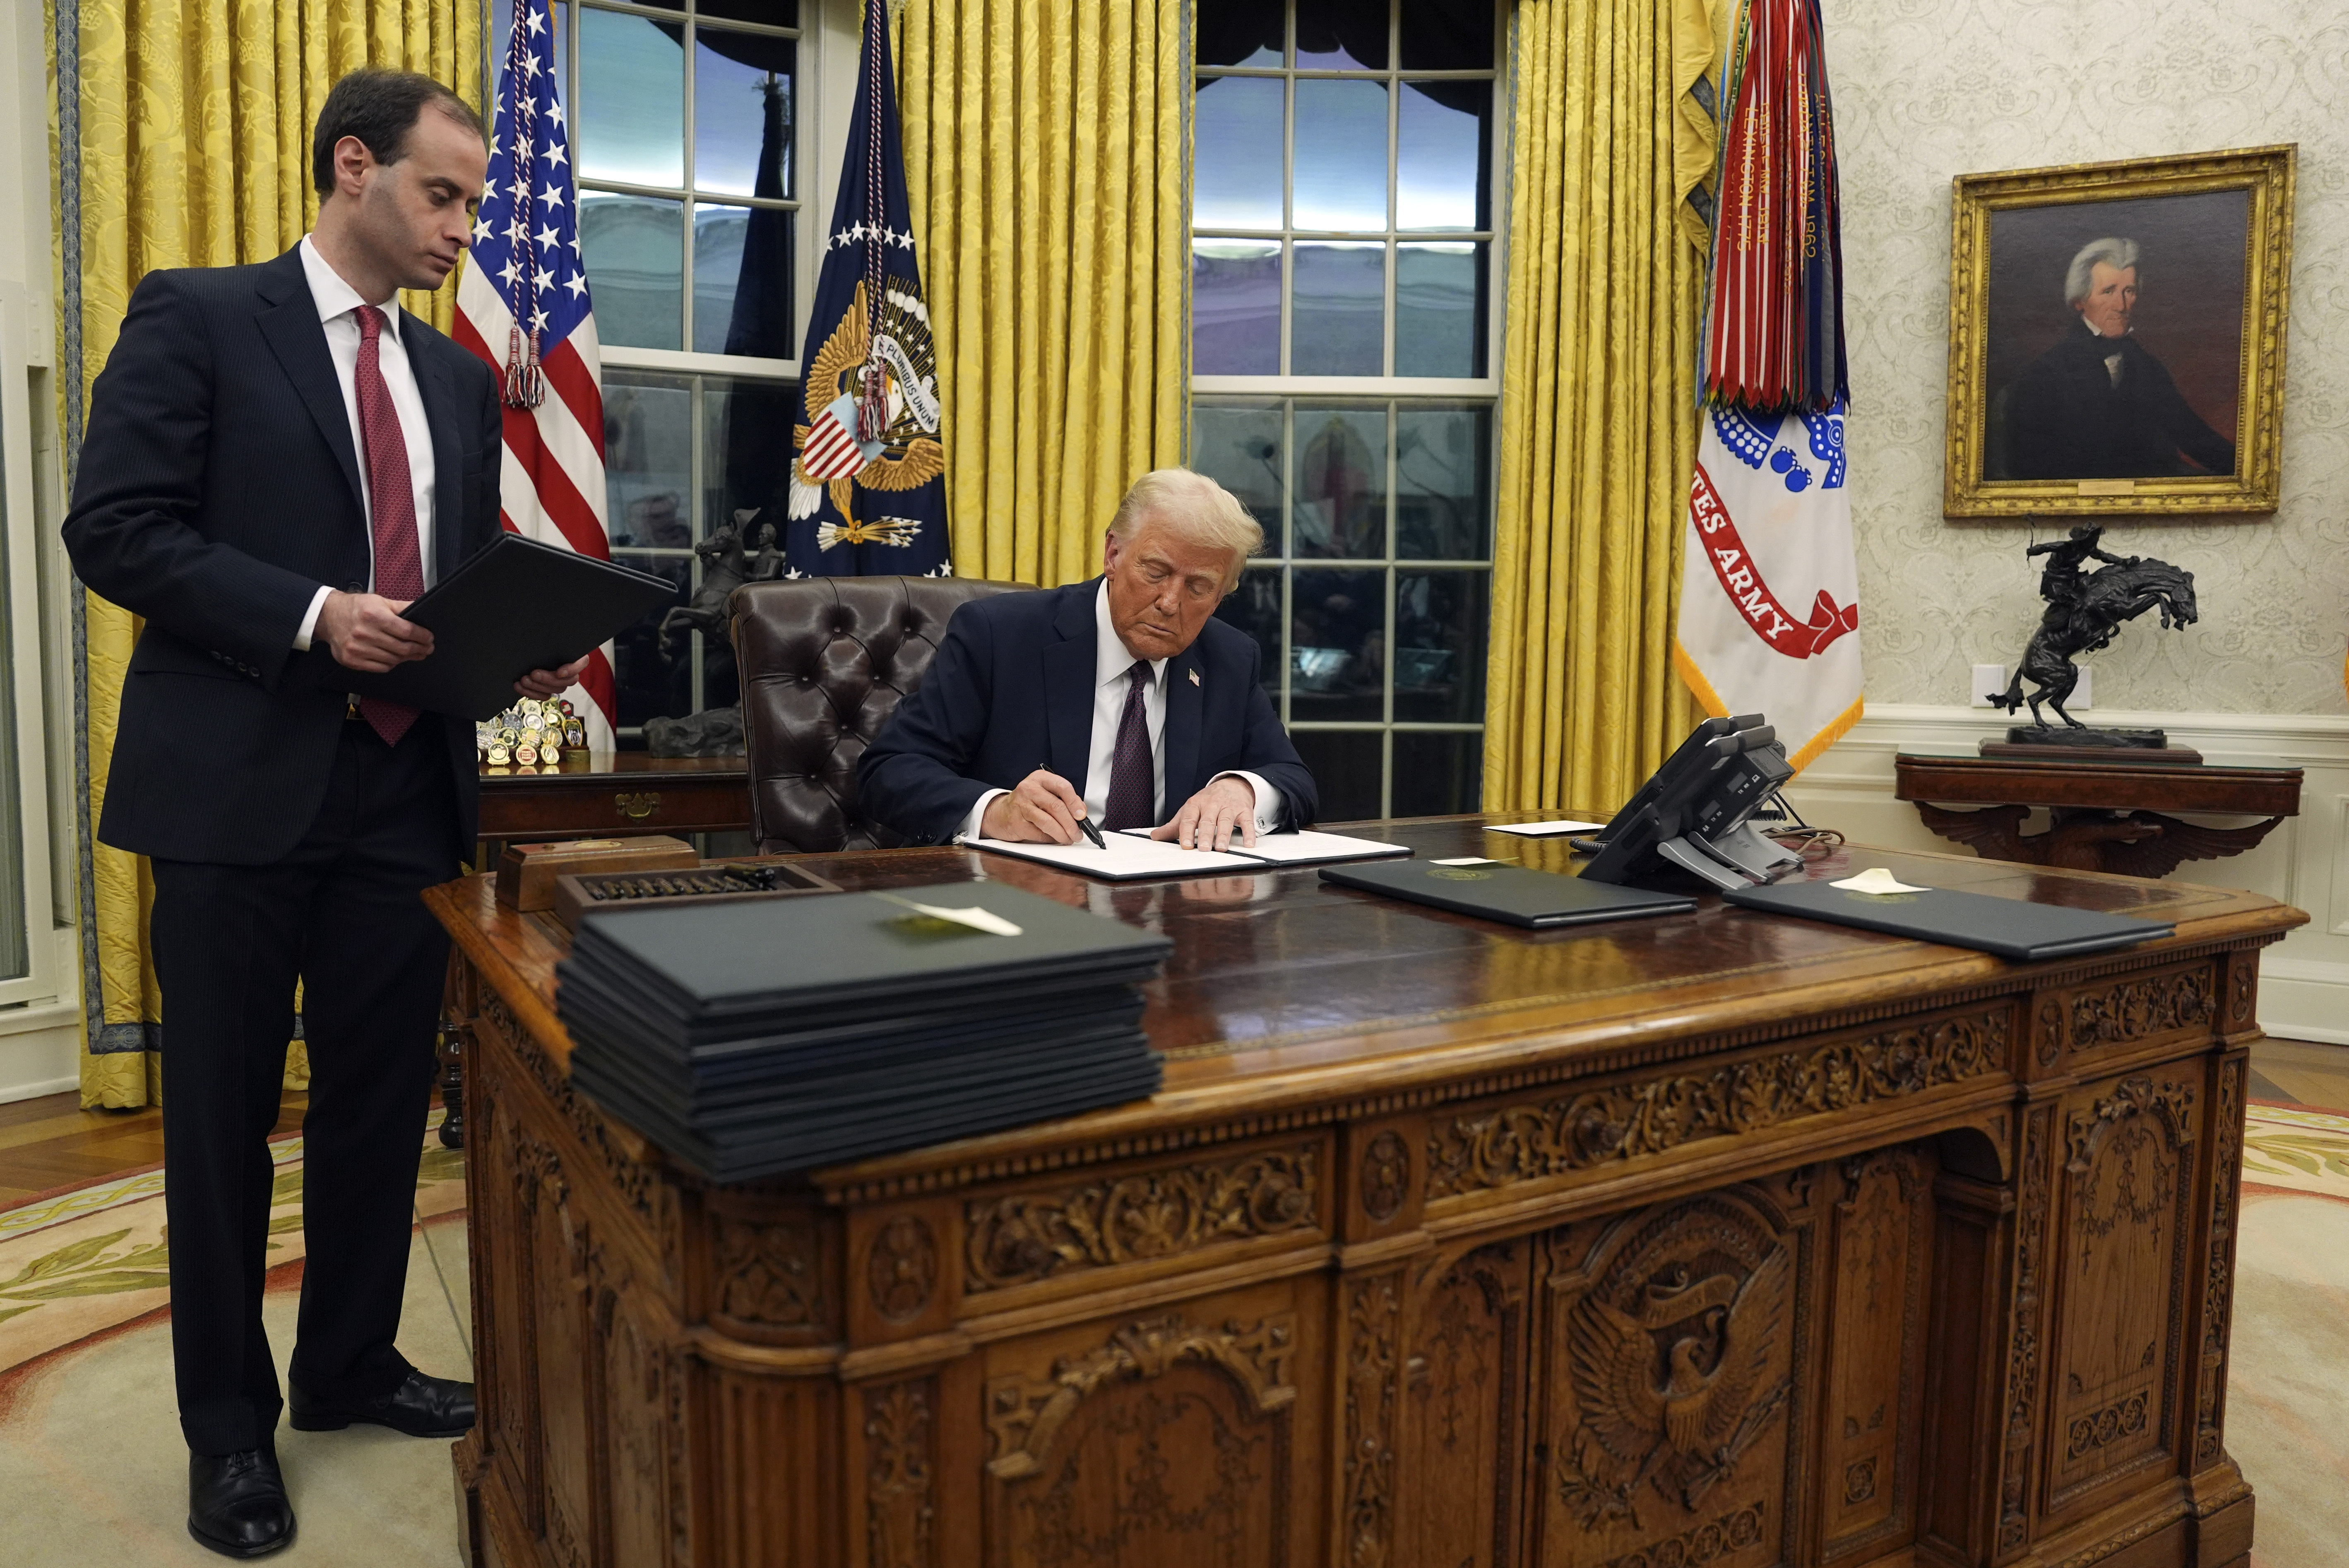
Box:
1101, 663, 1155, 832
353, 304, 423, 747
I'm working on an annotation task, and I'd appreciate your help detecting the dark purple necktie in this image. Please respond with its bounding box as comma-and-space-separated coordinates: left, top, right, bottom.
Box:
1101, 663, 1155, 831
354, 304, 423, 747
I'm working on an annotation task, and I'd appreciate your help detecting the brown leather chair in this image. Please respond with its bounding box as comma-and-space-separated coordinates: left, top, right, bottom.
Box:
731, 575, 1031, 853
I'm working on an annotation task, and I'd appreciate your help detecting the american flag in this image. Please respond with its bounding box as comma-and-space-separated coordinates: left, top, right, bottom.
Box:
453, 0, 618, 748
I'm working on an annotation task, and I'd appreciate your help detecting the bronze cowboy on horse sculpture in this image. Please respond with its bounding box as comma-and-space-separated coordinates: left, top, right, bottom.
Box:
1989, 524, 2197, 737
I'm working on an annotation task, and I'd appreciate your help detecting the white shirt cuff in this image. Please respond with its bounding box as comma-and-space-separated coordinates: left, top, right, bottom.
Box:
293, 586, 333, 652
961, 788, 1010, 840
1214, 770, 1284, 835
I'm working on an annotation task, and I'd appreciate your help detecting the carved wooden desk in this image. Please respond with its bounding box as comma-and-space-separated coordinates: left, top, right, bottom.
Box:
1893, 751, 2302, 878
427, 817, 2303, 1568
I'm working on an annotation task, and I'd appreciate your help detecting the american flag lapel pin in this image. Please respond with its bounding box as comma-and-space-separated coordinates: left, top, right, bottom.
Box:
1188, 668, 1201, 688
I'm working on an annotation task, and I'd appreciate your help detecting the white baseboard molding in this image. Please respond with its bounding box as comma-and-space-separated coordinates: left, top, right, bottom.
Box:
0, 1000, 84, 1105
2255, 958, 2349, 1046
1796, 703, 2349, 1047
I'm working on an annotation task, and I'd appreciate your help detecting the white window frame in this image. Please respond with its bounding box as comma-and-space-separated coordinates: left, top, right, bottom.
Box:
1192, 0, 1508, 818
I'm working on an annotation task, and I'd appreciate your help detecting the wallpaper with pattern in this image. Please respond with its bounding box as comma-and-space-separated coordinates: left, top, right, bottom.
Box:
1823, 0, 2349, 714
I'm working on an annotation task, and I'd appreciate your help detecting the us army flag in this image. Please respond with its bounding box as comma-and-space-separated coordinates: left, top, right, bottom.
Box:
1672, 403, 1863, 771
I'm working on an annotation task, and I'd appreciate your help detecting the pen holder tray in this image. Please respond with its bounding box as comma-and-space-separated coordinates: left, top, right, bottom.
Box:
552, 860, 839, 931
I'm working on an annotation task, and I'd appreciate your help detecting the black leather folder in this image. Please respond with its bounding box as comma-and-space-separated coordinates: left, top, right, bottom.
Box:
339, 532, 677, 718
1723, 879, 2173, 961
1318, 859, 1697, 928
561, 882, 1172, 1022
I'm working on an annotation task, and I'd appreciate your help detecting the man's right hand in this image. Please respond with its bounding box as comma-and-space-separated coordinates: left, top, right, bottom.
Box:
981, 769, 1089, 844
318, 590, 434, 673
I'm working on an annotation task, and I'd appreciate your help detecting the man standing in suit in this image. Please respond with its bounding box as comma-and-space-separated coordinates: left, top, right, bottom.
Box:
63, 70, 584, 1557
859, 469, 1318, 848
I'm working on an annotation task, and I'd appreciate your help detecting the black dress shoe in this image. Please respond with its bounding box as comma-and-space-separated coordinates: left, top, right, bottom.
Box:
288, 1369, 476, 1437
188, 1447, 295, 1558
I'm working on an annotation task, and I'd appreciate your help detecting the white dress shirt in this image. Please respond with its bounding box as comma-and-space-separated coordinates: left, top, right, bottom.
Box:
961, 582, 1281, 839
291, 235, 439, 650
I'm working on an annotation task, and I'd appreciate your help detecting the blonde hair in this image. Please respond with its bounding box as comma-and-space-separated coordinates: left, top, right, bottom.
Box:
1107, 468, 1264, 590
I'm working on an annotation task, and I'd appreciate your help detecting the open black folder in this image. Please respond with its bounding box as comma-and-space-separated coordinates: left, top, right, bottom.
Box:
339, 533, 677, 718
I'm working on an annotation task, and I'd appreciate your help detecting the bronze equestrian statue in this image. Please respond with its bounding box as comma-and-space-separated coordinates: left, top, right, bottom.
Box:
1989, 525, 2197, 731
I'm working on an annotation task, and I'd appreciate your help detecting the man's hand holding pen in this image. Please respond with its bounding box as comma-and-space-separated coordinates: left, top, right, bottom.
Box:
981, 768, 1096, 845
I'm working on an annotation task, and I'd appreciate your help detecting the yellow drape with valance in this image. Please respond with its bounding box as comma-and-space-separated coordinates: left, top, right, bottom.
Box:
894, 0, 1189, 588
65, 0, 479, 1109
1481, 0, 1709, 813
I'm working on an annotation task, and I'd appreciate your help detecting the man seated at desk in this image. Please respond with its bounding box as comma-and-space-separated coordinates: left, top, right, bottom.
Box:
859, 469, 1318, 849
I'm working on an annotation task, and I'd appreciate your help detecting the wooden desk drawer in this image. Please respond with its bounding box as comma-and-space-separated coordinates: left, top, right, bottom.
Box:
477, 775, 751, 839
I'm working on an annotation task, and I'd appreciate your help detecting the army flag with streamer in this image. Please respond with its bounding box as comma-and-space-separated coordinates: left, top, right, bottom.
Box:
784, 0, 949, 576
1673, 0, 1861, 771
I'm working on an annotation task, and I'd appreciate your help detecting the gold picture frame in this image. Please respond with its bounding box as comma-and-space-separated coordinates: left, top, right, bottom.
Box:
1943, 144, 2294, 518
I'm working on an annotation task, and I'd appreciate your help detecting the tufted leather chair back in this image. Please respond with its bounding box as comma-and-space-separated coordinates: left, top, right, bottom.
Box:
730, 575, 1031, 854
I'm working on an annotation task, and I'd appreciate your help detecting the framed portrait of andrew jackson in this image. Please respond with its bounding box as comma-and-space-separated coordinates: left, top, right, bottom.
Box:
1943, 145, 2295, 518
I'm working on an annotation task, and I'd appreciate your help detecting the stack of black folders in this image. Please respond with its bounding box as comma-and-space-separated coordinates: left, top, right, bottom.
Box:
556, 880, 1171, 1182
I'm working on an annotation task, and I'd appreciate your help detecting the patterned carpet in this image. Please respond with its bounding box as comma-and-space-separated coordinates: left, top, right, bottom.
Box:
0, 1106, 2344, 1566
0, 1118, 472, 1565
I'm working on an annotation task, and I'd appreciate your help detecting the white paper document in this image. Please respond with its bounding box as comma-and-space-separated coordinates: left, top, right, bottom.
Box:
960, 834, 1261, 880
1119, 828, 1411, 867
1485, 818, 1608, 837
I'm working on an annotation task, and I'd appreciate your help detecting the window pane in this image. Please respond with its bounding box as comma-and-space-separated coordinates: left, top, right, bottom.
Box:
691, 202, 794, 356
1296, 0, 1388, 70
1289, 565, 1385, 721
603, 371, 695, 547
610, 550, 696, 729
1398, 0, 1493, 70
1195, 0, 1282, 67
1194, 242, 1282, 374
698, 0, 797, 24
1392, 730, 1481, 815
1294, 730, 1383, 822
1293, 405, 1385, 559
704, 376, 801, 559
1215, 567, 1286, 697
1395, 241, 1484, 377
696, 35, 794, 197
1393, 568, 1487, 721
1291, 242, 1384, 376
1193, 403, 1285, 529
1292, 79, 1389, 231
1194, 76, 1285, 229
1396, 404, 1490, 558
580, 194, 685, 349
579, 8, 686, 187
1397, 81, 1488, 231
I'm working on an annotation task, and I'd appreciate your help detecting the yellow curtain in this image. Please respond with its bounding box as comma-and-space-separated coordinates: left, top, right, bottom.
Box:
66, 0, 480, 1109
894, 0, 1188, 587
1481, 0, 1704, 815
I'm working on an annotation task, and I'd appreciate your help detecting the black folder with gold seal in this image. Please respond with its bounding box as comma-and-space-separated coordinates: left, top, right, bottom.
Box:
337, 532, 677, 719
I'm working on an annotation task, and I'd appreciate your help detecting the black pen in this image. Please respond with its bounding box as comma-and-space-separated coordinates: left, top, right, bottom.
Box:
1039, 763, 1108, 849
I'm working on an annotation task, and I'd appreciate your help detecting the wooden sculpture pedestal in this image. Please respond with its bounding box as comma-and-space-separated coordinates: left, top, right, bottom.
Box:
1895, 750, 2302, 877
430, 818, 2301, 1568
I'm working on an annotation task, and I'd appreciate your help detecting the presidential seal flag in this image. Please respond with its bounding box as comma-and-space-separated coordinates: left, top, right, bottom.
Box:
453, 0, 619, 749
785, 0, 948, 577
1674, 0, 1861, 772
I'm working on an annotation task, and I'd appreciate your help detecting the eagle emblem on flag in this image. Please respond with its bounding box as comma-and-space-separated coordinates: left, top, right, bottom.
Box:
783, 0, 951, 576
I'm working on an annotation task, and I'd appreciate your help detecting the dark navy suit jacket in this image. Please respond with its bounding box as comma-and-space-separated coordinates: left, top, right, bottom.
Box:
856, 578, 1318, 845
63, 246, 502, 865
